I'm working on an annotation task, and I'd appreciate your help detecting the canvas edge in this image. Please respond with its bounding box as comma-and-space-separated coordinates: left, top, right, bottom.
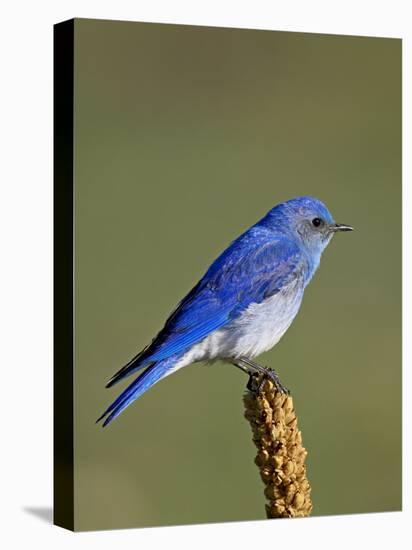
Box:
53, 18, 75, 532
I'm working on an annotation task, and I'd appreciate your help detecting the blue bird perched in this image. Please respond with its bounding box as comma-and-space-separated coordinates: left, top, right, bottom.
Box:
97, 196, 353, 426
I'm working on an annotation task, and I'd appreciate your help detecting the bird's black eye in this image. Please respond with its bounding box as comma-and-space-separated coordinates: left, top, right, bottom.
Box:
312, 217, 323, 228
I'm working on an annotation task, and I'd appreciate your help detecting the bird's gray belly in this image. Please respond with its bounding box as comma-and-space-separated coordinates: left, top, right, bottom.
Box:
184, 282, 304, 364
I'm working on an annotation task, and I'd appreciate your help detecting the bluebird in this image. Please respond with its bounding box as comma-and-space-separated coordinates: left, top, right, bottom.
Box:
97, 196, 353, 426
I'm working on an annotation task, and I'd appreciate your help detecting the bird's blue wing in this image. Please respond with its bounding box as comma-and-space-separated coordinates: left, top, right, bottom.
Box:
107, 229, 307, 387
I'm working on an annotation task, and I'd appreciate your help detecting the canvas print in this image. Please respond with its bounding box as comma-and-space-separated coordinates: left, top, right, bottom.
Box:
54, 18, 401, 531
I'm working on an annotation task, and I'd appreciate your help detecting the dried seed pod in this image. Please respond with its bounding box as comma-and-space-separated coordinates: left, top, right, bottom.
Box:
293, 492, 305, 509
243, 377, 313, 518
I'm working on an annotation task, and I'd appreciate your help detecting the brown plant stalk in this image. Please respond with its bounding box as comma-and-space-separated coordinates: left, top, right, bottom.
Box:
243, 377, 312, 518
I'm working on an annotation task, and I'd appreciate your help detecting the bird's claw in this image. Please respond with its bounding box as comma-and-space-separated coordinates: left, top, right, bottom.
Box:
246, 372, 261, 393
247, 367, 290, 395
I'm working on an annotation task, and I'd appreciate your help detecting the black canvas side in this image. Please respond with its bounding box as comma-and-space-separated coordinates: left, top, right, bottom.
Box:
53, 18, 75, 532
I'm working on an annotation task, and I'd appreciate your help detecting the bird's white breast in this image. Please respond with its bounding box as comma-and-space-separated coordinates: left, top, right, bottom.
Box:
174, 279, 305, 372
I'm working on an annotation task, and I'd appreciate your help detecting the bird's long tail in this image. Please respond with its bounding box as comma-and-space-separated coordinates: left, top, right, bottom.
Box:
96, 355, 179, 427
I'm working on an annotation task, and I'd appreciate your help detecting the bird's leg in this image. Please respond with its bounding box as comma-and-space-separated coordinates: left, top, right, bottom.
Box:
232, 356, 290, 395
230, 359, 261, 392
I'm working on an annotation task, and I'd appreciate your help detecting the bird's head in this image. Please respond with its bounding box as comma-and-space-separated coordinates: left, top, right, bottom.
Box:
267, 196, 353, 256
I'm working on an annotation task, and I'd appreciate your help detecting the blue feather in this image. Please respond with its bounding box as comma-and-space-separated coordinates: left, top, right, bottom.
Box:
97, 356, 178, 426
105, 232, 306, 389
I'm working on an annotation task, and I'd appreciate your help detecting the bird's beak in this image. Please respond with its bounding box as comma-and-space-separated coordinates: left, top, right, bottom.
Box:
330, 223, 354, 232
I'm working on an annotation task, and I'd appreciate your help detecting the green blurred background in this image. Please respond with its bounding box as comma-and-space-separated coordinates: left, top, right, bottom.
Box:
73, 19, 401, 531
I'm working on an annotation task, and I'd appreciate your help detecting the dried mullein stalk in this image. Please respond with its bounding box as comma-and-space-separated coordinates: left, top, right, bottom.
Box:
244, 377, 312, 518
